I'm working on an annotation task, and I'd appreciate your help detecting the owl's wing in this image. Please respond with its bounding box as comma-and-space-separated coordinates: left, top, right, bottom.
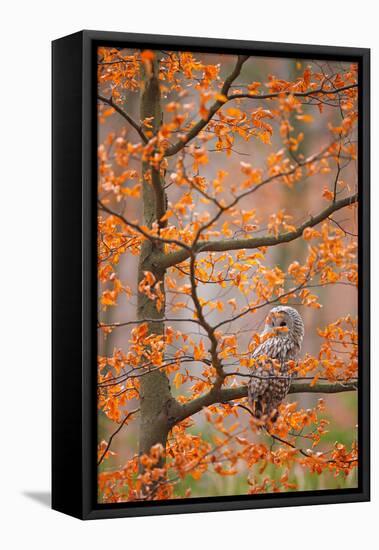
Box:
248, 338, 278, 416
248, 355, 273, 400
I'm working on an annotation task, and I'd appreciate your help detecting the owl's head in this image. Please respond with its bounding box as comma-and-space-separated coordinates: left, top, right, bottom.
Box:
264, 306, 304, 344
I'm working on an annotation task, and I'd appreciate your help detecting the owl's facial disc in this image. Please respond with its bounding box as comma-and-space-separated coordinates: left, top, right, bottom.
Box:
266, 311, 291, 335
264, 306, 304, 345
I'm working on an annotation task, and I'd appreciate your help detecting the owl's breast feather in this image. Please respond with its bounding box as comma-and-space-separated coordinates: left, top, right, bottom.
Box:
252, 336, 299, 360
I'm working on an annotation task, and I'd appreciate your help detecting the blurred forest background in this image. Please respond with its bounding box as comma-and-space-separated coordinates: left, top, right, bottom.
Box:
97, 50, 358, 497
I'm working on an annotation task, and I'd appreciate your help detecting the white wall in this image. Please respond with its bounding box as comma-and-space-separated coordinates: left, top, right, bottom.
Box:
1, 1, 376, 548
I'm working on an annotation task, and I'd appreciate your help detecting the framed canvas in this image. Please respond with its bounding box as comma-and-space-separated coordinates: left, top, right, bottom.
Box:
52, 30, 370, 520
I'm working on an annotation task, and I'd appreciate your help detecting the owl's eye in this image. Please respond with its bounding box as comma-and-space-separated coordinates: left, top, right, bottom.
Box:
279, 321, 286, 327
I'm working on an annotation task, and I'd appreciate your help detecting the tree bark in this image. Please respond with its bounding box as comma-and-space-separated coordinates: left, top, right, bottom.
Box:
137, 55, 172, 465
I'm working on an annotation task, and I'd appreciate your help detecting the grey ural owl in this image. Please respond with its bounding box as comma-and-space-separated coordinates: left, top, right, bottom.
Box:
248, 306, 304, 423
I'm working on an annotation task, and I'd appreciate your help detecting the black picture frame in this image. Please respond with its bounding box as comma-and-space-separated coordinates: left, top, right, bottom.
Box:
52, 30, 370, 520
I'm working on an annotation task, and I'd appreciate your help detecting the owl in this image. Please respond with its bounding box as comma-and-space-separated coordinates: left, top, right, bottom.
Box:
248, 306, 304, 423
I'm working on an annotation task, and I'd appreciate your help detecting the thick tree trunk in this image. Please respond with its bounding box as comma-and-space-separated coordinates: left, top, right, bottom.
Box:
137, 55, 171, 466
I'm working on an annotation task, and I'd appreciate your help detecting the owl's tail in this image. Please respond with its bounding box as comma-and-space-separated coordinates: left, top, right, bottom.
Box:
247, 385, 279, 426
248, 389, 279, 426
250, 398, 264, 419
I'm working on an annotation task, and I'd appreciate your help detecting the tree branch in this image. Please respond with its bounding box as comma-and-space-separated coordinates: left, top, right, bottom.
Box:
158, 192, 358, 269
98, 95, 148, 143
174, 380, 358, 424
98, 199, 191, 252
163, 77, 357, 158
227, 83, 358, 101
97, 409, 139, 466
164, 55, 249, 157
188, 251, 225, 385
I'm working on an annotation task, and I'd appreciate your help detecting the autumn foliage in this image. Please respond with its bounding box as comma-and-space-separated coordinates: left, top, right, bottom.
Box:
97, 47, 358, 503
